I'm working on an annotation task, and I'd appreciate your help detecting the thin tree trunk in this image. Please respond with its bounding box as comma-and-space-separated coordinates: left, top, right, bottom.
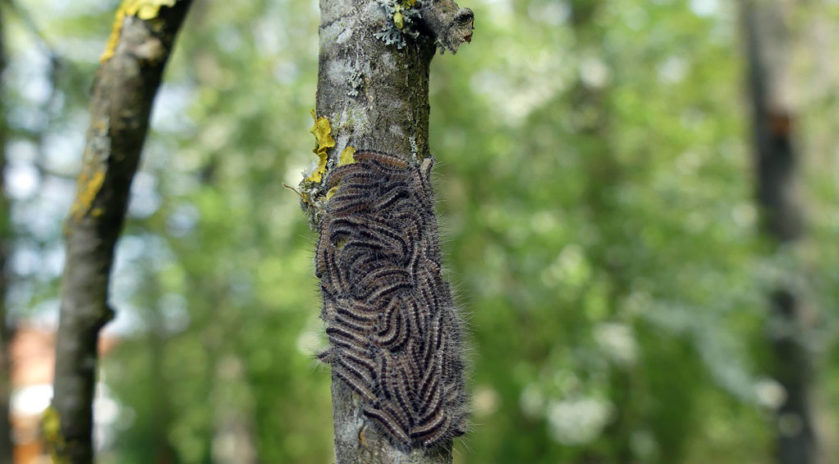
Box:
49, 2, 191, 462
565, 2, 638, 462
0, 4, 15, 462
144, 274, 178, 464
301, 1, 473, 463
742, 2, 815, 463
211, 355, 257, 464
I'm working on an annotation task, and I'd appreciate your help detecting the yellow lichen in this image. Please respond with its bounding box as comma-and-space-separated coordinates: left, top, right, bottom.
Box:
70, 169, 106, 222
43, 406, 68, 464
392, 0, 416, 29
305, 109, 336, 184
326, 186, 339, 200
324, 147, 357, 200
338, 146, 356, 166
100, 0, 178, 63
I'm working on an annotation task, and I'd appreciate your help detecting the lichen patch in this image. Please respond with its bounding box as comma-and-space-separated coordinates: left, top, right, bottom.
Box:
69, 169, 106, 223
101, 0, 178, 63
306, 110, 337, 183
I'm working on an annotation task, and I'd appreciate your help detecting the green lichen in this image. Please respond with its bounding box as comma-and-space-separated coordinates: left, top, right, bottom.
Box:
374, 0, 422, 49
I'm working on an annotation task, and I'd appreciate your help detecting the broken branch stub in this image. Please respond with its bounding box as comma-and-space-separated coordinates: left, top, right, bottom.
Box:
420, 0, 474, 53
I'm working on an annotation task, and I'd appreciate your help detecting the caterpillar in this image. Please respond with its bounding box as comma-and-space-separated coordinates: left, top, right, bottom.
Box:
315, 149, 468, 449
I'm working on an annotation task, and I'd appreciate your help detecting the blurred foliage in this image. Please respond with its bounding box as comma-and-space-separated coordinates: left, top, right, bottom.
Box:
4, 0, 839, 463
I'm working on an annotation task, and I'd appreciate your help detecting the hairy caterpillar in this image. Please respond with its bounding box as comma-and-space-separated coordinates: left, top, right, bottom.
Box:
315, 150, 468, 449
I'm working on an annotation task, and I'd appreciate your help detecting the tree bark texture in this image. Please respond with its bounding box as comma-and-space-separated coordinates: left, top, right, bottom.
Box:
50, 2, 191, 463
0, 4, 15, 462
303, 1, 473, 463
743, 2, 815, 463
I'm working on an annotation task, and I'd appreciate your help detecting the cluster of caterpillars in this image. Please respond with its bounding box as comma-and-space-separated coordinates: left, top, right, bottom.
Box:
315, 150, 467, 449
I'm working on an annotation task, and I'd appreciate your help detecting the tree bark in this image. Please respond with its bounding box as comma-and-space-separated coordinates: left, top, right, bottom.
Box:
49, 2, 191, 463
742, 2, 815, 463
302, 1, 473, 463
0, 4, 15, 462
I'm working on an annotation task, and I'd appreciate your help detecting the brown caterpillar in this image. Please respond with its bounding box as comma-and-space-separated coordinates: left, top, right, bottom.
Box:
315, 150, 468, 449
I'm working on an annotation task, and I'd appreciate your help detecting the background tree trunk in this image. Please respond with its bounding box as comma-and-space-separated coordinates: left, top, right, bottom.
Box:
304, 1, 473, 462
0, 3, 15, 462
566, 2, 636, 462
49, 2, 192, 462
742, 1, 815, 463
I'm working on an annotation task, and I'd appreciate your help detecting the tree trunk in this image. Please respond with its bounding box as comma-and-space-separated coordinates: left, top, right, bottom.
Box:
49, 2, 192, 462
300, 1, 474, 463
742, 2, 815, 463
565, 2, 638, 462
0, 4, 15, 462
144, 275, 179, 464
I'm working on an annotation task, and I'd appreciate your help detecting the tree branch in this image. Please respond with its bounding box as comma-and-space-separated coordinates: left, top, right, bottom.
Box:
4, 0, 61, 61
49, 2, 191, 462
419, 0, 474, 54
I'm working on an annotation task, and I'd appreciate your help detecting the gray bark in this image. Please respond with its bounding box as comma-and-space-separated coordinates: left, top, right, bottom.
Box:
742, 2, 816, 463
0, 4, 15, 462
50, 2, 191, 462
307, 1, 473, 463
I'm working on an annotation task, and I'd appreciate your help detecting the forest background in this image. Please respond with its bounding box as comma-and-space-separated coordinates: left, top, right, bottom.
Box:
3, 0, 839, 463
